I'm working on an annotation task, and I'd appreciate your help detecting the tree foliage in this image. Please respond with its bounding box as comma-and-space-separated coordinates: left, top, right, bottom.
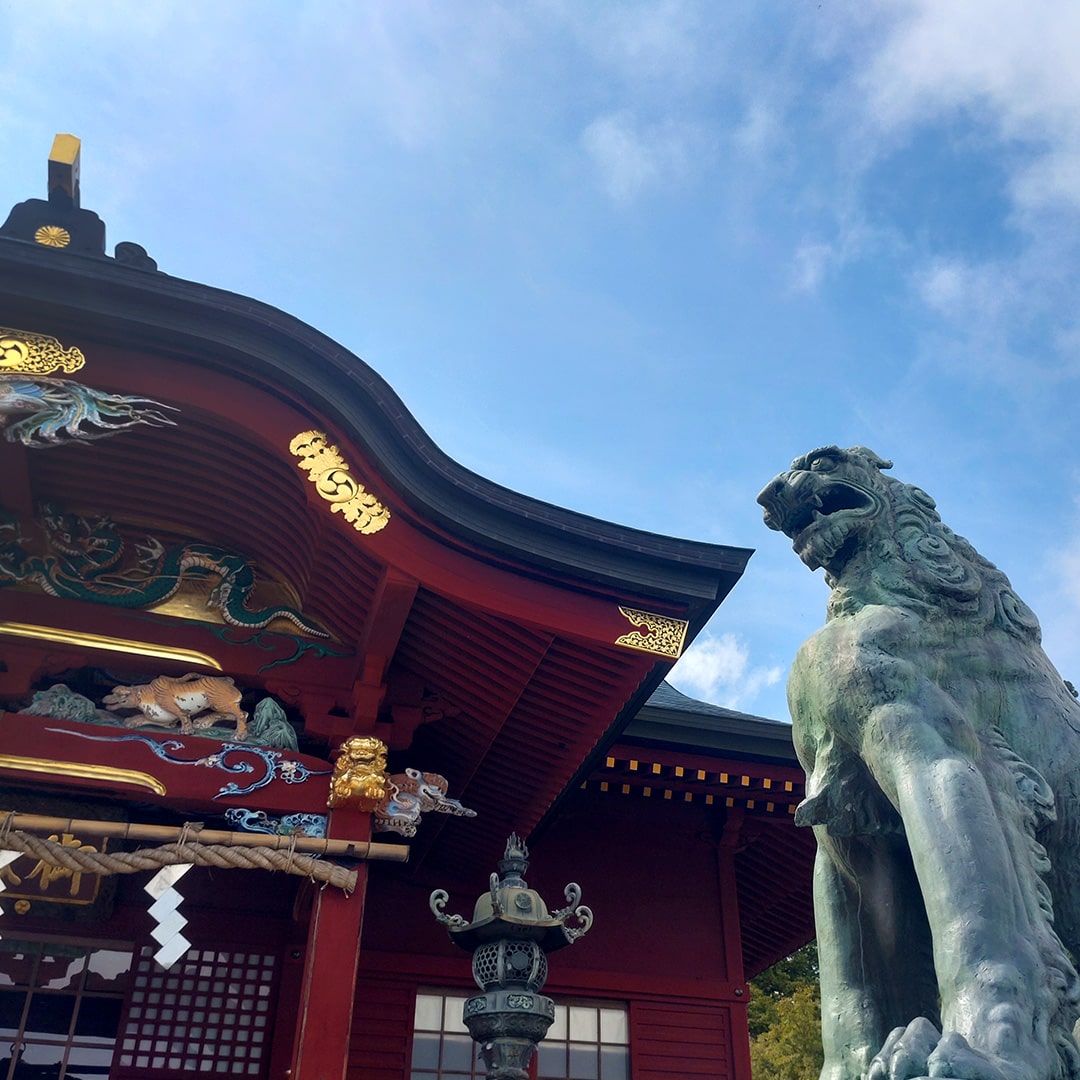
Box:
748, 942, 823, 1080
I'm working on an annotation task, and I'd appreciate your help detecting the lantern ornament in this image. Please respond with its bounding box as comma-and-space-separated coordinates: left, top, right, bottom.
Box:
429, 833, 593, 1080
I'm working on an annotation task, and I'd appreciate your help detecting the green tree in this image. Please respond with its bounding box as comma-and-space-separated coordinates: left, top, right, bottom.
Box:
748, 942, 823, 1080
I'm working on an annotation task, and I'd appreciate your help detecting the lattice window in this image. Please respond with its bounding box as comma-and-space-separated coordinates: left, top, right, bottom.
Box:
410, 992, 629, 1080
0, 939, 132, 1080
535, 1003, 629, 1080
411, 992, 482, 1079
113, 946, 276, 1077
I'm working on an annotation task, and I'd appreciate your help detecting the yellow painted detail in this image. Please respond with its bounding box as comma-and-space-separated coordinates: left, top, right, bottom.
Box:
613, 607, 689, 658
0, 623, 221, 670
0, 327, 84, 374
0, 626, 221, 665
290, 431, 390, 535
49, 134, 80, 164
0, 755, 166, 796
34, 226, 71, 248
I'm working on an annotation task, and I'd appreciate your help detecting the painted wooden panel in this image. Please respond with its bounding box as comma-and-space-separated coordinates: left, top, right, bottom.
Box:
629, 1000, 739, 1080
349, 973, 415, 1080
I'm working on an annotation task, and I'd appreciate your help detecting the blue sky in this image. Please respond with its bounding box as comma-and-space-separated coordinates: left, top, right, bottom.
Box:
4, 1, 1080, 723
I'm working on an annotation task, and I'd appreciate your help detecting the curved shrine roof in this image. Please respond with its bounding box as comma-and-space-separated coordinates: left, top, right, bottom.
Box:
0, 143, 754, 884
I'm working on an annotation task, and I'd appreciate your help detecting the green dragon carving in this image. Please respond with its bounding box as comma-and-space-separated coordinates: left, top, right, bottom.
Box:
0, 505, 327, 637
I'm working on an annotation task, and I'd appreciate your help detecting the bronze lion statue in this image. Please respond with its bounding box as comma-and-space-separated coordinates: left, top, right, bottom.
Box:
758, 446, 1080, 1080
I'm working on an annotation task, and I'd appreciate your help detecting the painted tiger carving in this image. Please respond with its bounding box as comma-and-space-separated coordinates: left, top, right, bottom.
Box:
104, 674, 248, 740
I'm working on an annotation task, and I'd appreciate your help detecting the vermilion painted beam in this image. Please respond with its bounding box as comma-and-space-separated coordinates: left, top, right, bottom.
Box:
604, 743, 806, 787
356, 567, 418, 685
310, 565, 420, 743
0, 713, 333, 816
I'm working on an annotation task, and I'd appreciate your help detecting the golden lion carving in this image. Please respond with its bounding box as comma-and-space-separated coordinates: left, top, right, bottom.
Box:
328, 736, 389, 810
759, 447, 1080, 1080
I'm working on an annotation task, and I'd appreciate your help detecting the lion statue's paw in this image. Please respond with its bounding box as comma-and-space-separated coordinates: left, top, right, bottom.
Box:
867, 1018, 939, 1080
867, 1019, 1036, 1080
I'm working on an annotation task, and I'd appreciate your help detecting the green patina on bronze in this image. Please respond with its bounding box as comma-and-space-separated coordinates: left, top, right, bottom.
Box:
758, 447, 1080, 1080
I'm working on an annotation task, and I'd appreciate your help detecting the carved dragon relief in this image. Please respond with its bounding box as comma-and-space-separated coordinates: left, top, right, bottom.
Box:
0, 505, 327, 637
375, 767, 476, 837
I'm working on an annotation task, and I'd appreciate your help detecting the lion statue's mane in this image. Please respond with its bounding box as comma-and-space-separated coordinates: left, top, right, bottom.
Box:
758, 446, 1080, 1080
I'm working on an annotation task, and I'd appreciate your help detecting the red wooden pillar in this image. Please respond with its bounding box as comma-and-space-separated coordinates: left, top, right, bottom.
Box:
718, 809, 752, 1080
289, 805, 371, 1080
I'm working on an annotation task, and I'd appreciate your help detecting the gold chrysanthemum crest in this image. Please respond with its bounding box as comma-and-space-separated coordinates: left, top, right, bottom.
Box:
289, 430, 391, 535
34, 225, 71, 248
0, 326, 85, 375
614, 606, 689, 658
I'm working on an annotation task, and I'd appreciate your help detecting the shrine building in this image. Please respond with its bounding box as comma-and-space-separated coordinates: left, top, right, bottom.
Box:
0, 136, 814, 1080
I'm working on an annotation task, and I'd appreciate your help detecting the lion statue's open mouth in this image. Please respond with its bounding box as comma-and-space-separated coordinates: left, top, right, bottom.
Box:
757, 445, 886, 574
759, 445, 1080, 1080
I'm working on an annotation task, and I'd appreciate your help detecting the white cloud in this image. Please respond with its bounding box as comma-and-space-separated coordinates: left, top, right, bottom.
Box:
906, 247, 1080, 384
1039, 500, 1080, 691
914, 257, 1022, 321
800, 1, 1080, 374
789, 214, 889, 294
848, 1, 1080, 221
668, 631, 783, 712
734, 100, 779, 158
553, 0, 714, 89
791, 241, 836, 295
858, 0, 1080, 220
581, 111, 706, 207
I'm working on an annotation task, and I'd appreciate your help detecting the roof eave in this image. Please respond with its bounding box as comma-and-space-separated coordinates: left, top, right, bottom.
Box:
0, 238, 752, 611
622, 704, 800, 765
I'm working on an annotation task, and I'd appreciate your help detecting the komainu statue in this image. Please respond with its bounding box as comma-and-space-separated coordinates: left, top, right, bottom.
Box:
758, 446, 1080, 1080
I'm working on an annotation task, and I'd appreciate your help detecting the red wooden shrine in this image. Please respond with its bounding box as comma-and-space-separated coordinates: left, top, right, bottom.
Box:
0, 138, 814, 1080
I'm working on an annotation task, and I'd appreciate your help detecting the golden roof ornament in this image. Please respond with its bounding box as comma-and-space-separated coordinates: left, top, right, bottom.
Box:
0, 327, 85, 375
290, 430, 391, 534
47, 134, 81, 209
0, 133, 106, 256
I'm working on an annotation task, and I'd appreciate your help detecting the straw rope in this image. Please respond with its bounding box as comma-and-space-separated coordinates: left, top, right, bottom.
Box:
0, 828, 357, 893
